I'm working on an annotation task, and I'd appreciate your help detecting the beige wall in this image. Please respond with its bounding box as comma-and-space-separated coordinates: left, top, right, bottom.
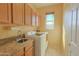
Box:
37, 4, 64, 53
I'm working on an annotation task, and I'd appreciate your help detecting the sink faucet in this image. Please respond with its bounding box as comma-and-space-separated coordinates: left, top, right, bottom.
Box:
16, 30, 23, 42
16, 30, 25, 42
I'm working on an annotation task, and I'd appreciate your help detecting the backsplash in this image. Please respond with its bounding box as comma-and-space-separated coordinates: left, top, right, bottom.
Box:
0, 25, 36, 39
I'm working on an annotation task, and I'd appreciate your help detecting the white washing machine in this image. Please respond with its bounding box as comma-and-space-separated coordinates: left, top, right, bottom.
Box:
26, 32, 48, 56
34, 32, 48, 56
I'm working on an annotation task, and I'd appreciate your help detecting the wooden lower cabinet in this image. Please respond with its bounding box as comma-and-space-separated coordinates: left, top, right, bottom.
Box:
16, 40, 34, 56
16, 47, 33, 56
16, 48, 24, 56
25, 47, 33, 56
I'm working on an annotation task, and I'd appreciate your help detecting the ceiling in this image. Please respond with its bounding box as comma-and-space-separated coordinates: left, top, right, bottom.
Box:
30, 3, 59, 8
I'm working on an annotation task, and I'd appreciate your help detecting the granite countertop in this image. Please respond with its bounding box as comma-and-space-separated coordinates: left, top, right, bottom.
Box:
0, 38, 33, 56
0, 30, 18, 40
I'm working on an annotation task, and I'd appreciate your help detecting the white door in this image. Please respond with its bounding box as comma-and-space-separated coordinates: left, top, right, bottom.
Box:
64, 9, 72, 55
70, 9, 78, 56
64, 4, 79, 56
77, 8, 79, 46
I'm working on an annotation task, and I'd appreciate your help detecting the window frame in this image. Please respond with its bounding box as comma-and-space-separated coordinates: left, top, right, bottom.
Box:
45, 12, 55, 30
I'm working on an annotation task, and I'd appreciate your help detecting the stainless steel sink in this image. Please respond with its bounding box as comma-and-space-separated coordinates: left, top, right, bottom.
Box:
17, 38, 28, 43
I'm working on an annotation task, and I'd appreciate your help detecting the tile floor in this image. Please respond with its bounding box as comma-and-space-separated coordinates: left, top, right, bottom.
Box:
45, 47, 63, 56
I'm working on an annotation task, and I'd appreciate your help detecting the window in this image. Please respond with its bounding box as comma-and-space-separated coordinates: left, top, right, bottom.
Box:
45, 13, 55, 30
32, 15, 36, 26
36, 16, 38, 26
32, 15, 38, 27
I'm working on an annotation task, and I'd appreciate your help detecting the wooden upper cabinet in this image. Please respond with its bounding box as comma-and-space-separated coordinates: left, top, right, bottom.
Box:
0, 4, 11, 24
0, 3, 38, 26
12, 4, 24, 25
25, 4, 32, 26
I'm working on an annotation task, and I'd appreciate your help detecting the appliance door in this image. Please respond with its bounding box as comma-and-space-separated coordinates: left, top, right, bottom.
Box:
34, 33, 48, 56
40, 34, 47, 56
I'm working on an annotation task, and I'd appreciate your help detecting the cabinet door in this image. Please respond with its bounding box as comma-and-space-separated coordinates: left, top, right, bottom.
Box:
26, 47, 33, 56
0, 4, 11, 24
25, 4, 32, 26
25, 41, 34, 56
25, 48, 33, 56
12, 4, 24, 25
16, 49, 24, 56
